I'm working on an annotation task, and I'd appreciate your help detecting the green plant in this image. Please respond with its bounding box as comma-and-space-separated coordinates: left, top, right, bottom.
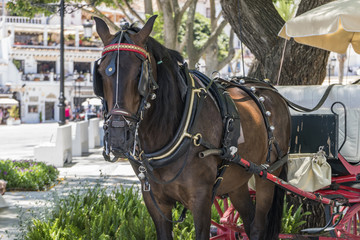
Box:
24, 184, 205, 240
25, 185, 156, 240
9, 105, 19, 119
281, 195, 311, 234
39, 111, 42, 122
66, 34, 75, 41
0, 159, 59, 191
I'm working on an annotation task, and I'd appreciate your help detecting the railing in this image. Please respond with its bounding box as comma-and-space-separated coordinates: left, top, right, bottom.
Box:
12, 44, 102, 51
22, 73, 93, 83
0, 16, 47, 25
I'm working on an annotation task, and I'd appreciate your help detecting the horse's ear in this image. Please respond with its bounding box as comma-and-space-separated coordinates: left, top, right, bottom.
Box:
136, 15, 157, 44
93, 17, 112, 46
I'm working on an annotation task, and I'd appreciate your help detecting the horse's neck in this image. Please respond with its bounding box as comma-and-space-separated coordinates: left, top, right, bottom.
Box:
139, 75, 184, 153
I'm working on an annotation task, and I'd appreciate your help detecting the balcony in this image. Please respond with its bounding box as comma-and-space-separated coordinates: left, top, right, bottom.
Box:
21, 72, 92, 83
0, 16, 47, 25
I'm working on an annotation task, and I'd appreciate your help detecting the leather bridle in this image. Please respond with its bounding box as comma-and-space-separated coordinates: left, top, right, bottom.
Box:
96, 28, 158, 163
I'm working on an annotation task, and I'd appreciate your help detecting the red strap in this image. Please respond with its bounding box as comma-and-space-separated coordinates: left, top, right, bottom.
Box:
102, 43, 148, 59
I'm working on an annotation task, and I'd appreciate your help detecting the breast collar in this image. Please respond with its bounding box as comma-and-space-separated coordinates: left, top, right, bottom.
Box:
134, 63, 208, 169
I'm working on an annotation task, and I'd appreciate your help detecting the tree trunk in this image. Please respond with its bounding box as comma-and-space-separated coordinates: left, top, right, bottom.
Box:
220, 0, 332, 85
144, 0, 153, 15
158, 0, 178, 49
185, 0, 199, 68
337, 53, 346, 84
205, 30, 235, 76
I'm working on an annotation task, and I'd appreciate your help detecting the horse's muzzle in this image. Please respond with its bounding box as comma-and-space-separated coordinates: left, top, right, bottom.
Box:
103, 116, 137, 161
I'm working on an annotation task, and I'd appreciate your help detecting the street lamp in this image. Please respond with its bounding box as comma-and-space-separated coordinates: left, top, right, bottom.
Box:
83, 20, 93, 39
58, 0, 66, 125
328, 56, 337, 84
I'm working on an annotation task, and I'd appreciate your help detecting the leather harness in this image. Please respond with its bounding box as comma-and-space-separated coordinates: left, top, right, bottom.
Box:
93, 26, 288, 223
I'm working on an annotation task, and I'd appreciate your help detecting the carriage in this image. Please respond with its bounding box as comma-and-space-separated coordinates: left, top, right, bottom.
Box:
92, 1, 360, 238
210, 83, 360, 239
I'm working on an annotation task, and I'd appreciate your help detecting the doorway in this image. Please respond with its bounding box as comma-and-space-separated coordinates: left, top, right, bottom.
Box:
45, 102, 55, 121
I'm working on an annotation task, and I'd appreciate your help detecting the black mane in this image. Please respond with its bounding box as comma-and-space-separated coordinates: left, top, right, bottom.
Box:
128, 26, 185, 150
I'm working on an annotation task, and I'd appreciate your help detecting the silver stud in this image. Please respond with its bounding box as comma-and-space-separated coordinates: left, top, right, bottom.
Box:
145, 102, 151, 109
138, 172, 146, 180
150, 93, 156, 100
266, 111, 271, 117
270, 126, 275, 131
240, 79, 245, 84
259, 96, 265, 102
250, 86, 256, 92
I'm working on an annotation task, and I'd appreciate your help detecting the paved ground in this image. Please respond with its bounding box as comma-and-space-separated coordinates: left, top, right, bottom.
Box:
0, 122, 140, 240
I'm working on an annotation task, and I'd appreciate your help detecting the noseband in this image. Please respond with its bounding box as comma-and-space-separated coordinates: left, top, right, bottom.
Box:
95, 27, 158, 162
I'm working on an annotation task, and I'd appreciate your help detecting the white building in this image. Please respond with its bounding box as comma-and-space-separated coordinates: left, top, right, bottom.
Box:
0, 1, 126, 123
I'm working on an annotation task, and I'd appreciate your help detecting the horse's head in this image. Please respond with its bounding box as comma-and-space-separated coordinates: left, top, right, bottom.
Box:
93, 16, 158, 161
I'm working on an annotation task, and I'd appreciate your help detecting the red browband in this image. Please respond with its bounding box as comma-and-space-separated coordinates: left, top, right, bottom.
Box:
102, 43, 148, 59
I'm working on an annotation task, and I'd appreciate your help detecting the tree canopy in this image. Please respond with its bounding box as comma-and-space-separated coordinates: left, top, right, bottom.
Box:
7, 0, 333, 84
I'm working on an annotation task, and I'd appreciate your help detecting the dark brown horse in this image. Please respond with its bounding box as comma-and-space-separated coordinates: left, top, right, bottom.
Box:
93, 15, 291, 240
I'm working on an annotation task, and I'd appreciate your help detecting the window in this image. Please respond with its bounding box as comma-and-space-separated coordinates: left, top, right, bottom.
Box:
206, 8, 211, 18
28, 105, 38, 113
29, 96, 39, 102
14, 33, 43, 45
37, 61, 56, 74
74, 62, 91, 74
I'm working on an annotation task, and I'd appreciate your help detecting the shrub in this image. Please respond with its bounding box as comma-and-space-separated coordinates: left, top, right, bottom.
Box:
24, 184, 199, 240
24, 184, 311, 239
281, 195, 311, 234
0, 159, 59, 191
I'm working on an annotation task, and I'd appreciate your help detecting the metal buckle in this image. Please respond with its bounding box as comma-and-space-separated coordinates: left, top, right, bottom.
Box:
143, 180, 151, 192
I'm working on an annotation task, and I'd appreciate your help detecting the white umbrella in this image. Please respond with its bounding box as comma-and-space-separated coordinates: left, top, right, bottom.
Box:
81, 97, 102, 107
278, 0, 360, 54
0, 98, 19, 107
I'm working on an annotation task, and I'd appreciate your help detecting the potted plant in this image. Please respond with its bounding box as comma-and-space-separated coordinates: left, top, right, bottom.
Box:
7, 105, 21, 125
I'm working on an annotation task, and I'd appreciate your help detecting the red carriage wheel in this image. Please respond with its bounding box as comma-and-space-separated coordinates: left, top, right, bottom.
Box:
334, 203, 360, 239
210, 197, 244, 240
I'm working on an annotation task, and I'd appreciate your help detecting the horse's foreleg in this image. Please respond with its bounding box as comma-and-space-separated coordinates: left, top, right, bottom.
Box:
190, 191, 213, 240
228, 183, 255, 237
142, 191, 174, 240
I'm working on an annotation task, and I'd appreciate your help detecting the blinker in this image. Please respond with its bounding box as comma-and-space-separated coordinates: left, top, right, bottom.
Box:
138, 61, 150, 97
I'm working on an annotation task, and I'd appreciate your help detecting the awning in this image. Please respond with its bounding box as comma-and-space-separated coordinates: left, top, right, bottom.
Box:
0, 98, 19, 107
81, 97, 102, 107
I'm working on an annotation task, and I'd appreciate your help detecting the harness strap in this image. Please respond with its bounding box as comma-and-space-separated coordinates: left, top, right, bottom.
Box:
211, 160, 229, 202
147, 183, 187, 223
282, 84, 337, 112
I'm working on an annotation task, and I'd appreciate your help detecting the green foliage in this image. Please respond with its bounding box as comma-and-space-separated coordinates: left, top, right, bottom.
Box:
274, 0, 297, 21
25, 185, 198, 240
6, 0, 130, 18
0, 159, 59, 191
178, 13, 229, 60
172, 203, 195, 239
24, 184, 313, 238
146, 13, 165, 45
281, 195, 311, 234
148, 12, 230, 60
25, 185, 156, 240
6, 0, 58, 18
8, 105, 19, 119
